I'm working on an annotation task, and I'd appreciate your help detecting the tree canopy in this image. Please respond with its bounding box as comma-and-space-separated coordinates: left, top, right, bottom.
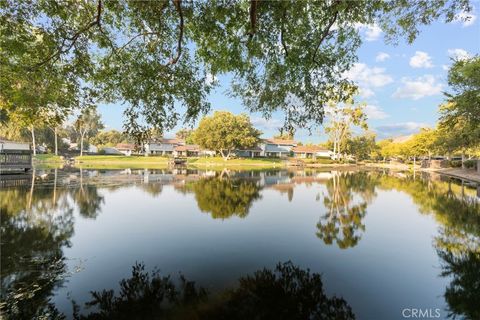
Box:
439, 56, 480, 155
1, 0, 473, 139
193, 111, 261, 160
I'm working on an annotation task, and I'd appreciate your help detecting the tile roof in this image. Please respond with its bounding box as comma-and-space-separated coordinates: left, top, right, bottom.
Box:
116, 143, 136, 150
174, 144, 200, 151
237, 146, 263, 151
292, 145, 330, 153
263, 138, 297, 145
162, 138, 184, 144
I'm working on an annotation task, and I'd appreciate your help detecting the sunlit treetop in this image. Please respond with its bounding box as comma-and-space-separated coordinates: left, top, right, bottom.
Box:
0, 0, 473, 140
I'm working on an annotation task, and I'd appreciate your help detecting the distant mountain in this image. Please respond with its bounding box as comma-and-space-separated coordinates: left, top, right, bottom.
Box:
391, 135, 414, 143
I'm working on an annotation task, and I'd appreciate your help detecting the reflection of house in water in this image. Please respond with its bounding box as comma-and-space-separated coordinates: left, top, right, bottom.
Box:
291, 171, 333, 185
270, 183, 295, 201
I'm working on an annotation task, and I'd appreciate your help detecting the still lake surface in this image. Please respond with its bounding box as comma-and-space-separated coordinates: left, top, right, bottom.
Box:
1, 167, 479, 319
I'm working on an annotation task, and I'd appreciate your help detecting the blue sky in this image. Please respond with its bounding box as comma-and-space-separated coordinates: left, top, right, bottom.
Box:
98, 8, 479, 142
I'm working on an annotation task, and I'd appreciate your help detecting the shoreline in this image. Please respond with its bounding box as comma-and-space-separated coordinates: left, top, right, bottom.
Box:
366, 162, 480, 183
32, 155, 480, 183
418, 167, 480, 184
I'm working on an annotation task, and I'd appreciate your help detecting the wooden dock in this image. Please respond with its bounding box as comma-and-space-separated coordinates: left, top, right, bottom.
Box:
170, 157, 187, 165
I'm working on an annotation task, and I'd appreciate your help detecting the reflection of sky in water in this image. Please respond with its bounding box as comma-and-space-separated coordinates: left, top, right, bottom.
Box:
2, 169, 479, 319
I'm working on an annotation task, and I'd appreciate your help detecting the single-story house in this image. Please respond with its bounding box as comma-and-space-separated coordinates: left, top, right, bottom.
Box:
236, 146, 263, 158
116, 143, 136, 156
262, 138, 297, 158
174, 144, 200, 157
292, 146, 333, 159
68, 142, 98, 154
235, 138, 297, 158
173, 144, 216, 157
102, 147, 123, 155
145, 139, 184, 156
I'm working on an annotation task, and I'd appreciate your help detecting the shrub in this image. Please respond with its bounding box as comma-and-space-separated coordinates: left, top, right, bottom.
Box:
464, 159, 477, 169
449, 160, 462, 168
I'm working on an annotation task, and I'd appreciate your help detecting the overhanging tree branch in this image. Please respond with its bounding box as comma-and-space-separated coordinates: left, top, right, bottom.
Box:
312, 0, 342, 63
248, 0, 259, 39
166, 0, 184, 65
281, 7, 289, 57
34, 0, 103, 69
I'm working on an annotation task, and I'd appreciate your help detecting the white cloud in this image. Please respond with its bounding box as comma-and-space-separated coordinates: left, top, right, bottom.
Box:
365, 24, 382, 41
409, 51, 434, 68
447, 48, 471, 61
376, 122, 430, 137
251, 117, 283, 131
392, 75, 443, 100
442, 65, 450, 71
454, 9, 477, 27
364, 105, 389, 120
344, 63, 394, 98
359, 87, 375, 98
354, 23, 382, 41
375, 52, 390, 62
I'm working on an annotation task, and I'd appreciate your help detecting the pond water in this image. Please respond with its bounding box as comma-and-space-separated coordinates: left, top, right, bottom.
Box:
1, 168, 479, 319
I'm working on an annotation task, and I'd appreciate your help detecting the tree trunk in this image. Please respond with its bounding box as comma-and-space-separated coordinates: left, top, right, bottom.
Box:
220, 149, 228, 161
477, 160, 480, 173
80, 132, 85, 156
30, 125, 36, 156
54, 127, 58, 156
461, 152, 465, 169
53, 168, 57, 206
413, 156, 416, 168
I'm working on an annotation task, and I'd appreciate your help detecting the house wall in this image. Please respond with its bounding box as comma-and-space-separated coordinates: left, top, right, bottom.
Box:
118, 149, 132, 156
146, 143, 177, 155
315, 151, 333, 158
294, 150, 333, 159
236, 150, 260, 157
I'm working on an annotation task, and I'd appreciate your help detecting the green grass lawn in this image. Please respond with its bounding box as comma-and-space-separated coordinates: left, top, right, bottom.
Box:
187, 156, 284, 167
33, 154, 63, 162
74, 155, 285, 169
76, 155, 283, 164
301, 158, 336, 165
76, 155, 169, 163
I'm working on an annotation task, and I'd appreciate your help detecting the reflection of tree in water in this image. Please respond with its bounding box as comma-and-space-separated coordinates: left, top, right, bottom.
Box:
185, 177, 262, 219
437, 250, 480, 320
429, 183, 480, 320
73, 184, 105, 219
0, 173, 74, 319
140, 182, 163, 197
378, 173, 480, 320
73, 262, 355, 320
73, 169, 105, 219
316, 171, 377, 249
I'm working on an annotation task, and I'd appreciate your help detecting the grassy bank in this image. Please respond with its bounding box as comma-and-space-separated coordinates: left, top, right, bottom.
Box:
76, 155, 169, 163
188, 157, 284, 168
74, 155, 356, 169
33, 154, 63, 163
74, 155, 169, 169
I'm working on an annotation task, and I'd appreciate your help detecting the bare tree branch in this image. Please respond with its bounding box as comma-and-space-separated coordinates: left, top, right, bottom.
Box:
166, 0, 184, 65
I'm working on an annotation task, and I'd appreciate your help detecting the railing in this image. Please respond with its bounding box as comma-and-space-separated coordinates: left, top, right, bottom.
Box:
0, 149, 32, 173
